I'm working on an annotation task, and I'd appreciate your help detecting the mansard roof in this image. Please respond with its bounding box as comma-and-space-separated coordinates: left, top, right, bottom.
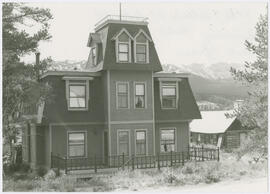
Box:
85, 22, 162, 72
87, 33, 102, 47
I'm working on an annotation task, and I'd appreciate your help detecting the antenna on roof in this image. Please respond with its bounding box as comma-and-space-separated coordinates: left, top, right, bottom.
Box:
119, 2, 122, 21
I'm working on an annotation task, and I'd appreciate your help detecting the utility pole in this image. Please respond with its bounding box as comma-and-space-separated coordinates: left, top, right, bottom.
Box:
119, 2, 122, 21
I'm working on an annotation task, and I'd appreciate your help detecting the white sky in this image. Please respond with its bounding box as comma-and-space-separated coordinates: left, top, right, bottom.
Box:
22, 1, 267, 66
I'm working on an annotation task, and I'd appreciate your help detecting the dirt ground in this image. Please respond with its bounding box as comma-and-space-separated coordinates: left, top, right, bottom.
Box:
119, 176, 268, 192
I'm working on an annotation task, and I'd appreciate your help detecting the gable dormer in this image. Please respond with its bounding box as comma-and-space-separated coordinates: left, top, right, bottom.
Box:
134, 29, 152, 64
111, 28, 133, 63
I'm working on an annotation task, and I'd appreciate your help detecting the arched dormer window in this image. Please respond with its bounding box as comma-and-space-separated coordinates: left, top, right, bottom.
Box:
112, 28, 133, 63
134, 30, 152, 63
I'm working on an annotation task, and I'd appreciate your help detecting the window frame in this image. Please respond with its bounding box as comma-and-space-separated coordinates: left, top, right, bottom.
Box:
92, 46, 97, 66
67, 131, 87, 159
134, 82, 147, 109
135, 129, 148, 156
117, 129, 130, 156
134, 30, 151, 64
64, 79, 90, 111
115, 30, 132, 63
160, 127, 177, 153
69, 84, 87, 109
160, 81, 178, 109
116, 81, 130, 109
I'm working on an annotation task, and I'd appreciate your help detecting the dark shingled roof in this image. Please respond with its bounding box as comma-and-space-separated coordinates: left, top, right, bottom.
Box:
86, 22, 162, 72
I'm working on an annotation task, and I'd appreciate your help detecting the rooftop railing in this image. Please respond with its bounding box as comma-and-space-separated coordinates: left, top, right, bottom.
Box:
95, 15, 148, 27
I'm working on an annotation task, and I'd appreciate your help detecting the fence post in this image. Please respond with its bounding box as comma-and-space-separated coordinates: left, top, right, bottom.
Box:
182, 152, 185, 166
65, 156, 67, 174
217, 147, 220, 162
170, 151, 173, 167
194, 148, 197, 161
157, 153, 160, 170
187, 145, 190, 160
202, 145, 204, 161
51, 152, 53, 168
122, 153, 125, 170
94, 155, 97, 173
132, 154, 134, 170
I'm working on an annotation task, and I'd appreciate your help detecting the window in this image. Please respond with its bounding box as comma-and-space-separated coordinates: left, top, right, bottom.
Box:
135, 33, 148, 63
117, 82, 129, 109
161, 83, 177, 109
117, 32, 130, 62
118, 131, 129, 155
136, 130, 146, 155
69, 84, 86, 108
92, 47, 96, 65
68, 132, 86, 158
135, 83, 145, 108
160, 129, 175, 152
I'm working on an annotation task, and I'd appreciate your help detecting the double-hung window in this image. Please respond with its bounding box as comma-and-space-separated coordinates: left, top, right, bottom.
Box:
69, 83, 86, 109
160, 129, 175, 152
161, 83, 177, 109
117, 32, 130, 62
92, 47, 97, 65
68, 132, 86, 158
136, 130, 146, 155
117, 82, 129, 109
135, 33, 148, 63
135, 83, 146, 108
118, 131, 129, 155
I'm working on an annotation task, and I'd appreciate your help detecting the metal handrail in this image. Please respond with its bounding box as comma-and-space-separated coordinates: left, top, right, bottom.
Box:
95, 15, 148, 27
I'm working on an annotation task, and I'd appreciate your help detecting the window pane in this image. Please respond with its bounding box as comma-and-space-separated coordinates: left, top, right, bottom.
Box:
136, 45, 146, 53
135, 96, 145, 108
161, 130, 175, 141
118, 84, 127, 93
70, 98, 86, 108
70, 85, 85, 97
162, 87, 176, 96
92, 48, 96, 56
136, 33, 147, 43
119, 44, 128, 52
69, 145, 85, 157
136, 143, 146, 155
119, 143, 129, 155
160, 144, 175, 152
119, 53, 128, 61
69, 133, 85, 144
135, 84, 145, 95
118, 95, 128, 108
118, 32, 129, 42
136, 131, 145, 140
162, 98, 176, 108
119, 131, 128, 143
136, 54, 146, 62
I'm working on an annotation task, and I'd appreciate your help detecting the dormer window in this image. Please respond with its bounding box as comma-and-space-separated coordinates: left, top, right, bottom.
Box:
134, 30, 152, 63
92, 47, 97, 66
112, 28, 133, 63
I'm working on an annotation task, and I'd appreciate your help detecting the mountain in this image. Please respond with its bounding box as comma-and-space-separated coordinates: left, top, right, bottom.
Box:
162, 63, 244, 80
48, 60, 248, 104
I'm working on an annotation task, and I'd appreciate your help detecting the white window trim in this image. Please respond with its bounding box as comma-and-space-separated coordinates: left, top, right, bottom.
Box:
134, 82, 147, 109
66, 130, 87, 159
115, 30, 132, 63
160, 81, 179, 110
91, 44, 98, 66
134, 129, 148, 156
134, 30, 152, 64
117, 129, 131, 156
160, 127, 177, 153
65, 79, 90, 111
116, 81, 130, 109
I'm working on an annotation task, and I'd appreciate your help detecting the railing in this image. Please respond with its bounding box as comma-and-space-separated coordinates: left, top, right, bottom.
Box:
95, 15, 148, 27
51, 146, 219, 174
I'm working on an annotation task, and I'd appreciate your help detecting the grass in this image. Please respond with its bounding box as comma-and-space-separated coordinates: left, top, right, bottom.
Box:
3, 153, 267, 192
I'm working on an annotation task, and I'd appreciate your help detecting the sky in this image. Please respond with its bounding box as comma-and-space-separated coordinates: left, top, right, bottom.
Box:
22, 1, 267, 66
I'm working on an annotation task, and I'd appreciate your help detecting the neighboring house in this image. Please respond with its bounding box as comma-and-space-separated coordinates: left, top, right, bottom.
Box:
22, 15, 201, 168
197, 101, 220, 111
190, 110, 248, 149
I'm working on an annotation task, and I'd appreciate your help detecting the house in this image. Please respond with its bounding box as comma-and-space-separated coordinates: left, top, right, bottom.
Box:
22, 15, 201, 169
197, 101, 220, 111
190, 110, 248, 149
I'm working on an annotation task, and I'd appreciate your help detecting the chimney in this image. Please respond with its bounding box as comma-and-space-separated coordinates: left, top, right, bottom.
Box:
35, 52, 40, 80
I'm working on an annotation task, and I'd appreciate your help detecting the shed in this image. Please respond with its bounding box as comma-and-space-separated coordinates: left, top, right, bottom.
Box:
190, 110, 248, 149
